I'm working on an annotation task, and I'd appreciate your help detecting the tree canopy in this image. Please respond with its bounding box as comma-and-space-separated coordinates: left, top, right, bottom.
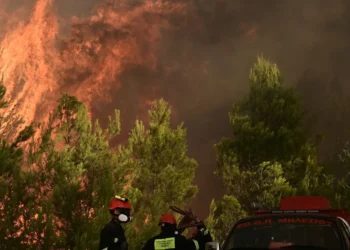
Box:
207, 56, 325, 242
0, 55, 349, 249
124, 99, 198, 248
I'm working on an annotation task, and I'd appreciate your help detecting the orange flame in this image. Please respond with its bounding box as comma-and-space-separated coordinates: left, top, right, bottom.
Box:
0, 0, 259, 137
59, 0, 188, 110
0, 0, 259, 245
0, 0, 190, 137
0, 0, 59, 133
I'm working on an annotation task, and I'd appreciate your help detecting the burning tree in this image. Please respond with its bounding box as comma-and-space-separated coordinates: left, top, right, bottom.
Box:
27, 93, 132, 248
0, 91, 132, 249
0, 88, 200, 249
0, 82, 36, 249
0, 0, 59, 131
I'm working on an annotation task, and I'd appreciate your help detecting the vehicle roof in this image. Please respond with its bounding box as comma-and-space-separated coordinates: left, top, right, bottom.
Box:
238, 212, 339, 223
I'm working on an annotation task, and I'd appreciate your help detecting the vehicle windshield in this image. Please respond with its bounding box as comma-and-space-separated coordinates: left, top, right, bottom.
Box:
223, 215, 343, 250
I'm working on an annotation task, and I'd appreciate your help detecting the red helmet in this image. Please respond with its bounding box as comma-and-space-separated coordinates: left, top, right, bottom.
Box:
159, 213, 177, 225
192, 227, 198, 237
109, 195, 132, 210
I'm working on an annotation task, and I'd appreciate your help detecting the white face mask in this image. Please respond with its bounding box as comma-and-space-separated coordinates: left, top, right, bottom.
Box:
118, 214, 132, 223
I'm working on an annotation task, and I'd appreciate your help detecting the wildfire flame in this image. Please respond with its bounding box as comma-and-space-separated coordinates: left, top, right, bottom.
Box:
0, 0, 260, 246
0, 0, 191, 137
0, 0, 258, 136
0, 0, 59, 133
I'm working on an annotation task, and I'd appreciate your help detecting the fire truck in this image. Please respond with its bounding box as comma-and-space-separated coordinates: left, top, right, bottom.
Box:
206, 196, 350, 250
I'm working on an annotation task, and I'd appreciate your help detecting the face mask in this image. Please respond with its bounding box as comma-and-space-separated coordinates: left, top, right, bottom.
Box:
118, 214, 132, 223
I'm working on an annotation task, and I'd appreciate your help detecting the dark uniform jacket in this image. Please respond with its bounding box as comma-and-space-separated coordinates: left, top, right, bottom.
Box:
99, 219, 128, 250
191, 228, 213, 250
142, 230, 204, 250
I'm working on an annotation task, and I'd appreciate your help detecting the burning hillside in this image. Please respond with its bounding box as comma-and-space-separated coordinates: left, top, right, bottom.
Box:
58, 0, 189, 106
4, 0, 348, 217
0, 0, 194, 134
0, 0, 259, 137
0, 0, 58, 138
0, 0, 263, 215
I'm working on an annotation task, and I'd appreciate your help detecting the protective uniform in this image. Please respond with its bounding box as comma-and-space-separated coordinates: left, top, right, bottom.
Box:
99, 195, 132, 250
190, 227, 213, 250
142, 213, 210, 250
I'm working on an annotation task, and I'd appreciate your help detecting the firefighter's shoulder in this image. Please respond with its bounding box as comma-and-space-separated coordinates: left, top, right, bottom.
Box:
101, 220, 123, 234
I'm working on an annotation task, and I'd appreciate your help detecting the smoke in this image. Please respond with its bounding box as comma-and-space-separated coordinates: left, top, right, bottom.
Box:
1, 0, 350, 217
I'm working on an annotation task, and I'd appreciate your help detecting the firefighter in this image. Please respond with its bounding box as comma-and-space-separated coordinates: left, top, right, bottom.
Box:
142, 213, 211, 250
99, 195, 132, 250
191, 227, 199, 239
189, 225, 213, 250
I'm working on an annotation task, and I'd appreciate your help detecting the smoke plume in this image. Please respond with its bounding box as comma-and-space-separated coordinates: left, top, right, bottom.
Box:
1, 0, 350, 217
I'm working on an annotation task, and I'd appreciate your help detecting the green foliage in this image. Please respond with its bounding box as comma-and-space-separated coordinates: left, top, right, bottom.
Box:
206, 195, 247, 245
125, 99, 198, 248
216, 55, 322, 191
208, 56, 324, 242
326, 142, 350, 208
0, 93, 132, 249
0, 82, 36, 249
218, 56, 307, 171
3, 55, 350, 249
36, 94, 130, 249
0, 86, 199, 249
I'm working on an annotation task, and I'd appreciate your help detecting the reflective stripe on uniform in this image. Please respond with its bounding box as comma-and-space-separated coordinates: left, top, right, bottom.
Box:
102, 248, 108, 250
192, 239, 199, 250
154, 237, 176, 249
203, 229, 209, 235
114, 238, 119, 243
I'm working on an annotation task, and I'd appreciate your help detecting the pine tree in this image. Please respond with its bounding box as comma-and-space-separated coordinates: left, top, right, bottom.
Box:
124, 99, 198, 248
24, 94, 132, 249
327, 141, 350, 208
0, 83, 35, 249
208, 56, 323, 242
206, 195, 246, 245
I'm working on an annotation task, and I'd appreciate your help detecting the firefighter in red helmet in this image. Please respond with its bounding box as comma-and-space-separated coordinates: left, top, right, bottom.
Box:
142, 213, 211, 250
191, 227, 199, 238
99, 195, 132, 250
189, 225, 213, 250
